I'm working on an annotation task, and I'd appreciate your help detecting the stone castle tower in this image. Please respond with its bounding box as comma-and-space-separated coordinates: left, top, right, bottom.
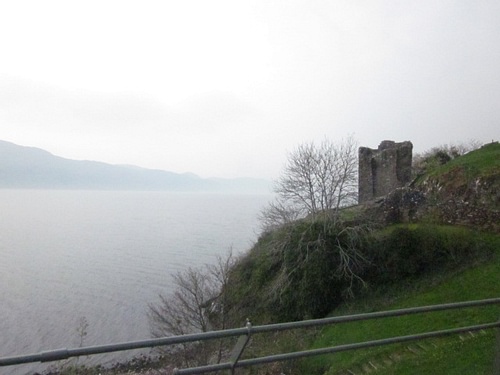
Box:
358, 140, 413, 203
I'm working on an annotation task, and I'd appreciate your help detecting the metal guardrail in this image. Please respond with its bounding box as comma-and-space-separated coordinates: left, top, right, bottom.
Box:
1, 297, 499, 373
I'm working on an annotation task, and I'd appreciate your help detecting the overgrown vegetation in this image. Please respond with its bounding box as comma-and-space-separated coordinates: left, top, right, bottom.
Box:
296, 230, 500, 375
364, 224, 493, 283
226, 223, 495, 327
227, 218, 371, 322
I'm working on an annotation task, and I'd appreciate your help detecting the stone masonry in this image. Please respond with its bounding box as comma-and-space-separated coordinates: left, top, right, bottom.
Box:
358, 140, 413, 203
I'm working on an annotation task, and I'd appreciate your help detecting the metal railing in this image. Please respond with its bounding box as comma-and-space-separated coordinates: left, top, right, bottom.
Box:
1, 297, 499, 374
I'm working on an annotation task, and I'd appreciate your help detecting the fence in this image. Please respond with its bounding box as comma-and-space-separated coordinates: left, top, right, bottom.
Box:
1, 298, 499, 374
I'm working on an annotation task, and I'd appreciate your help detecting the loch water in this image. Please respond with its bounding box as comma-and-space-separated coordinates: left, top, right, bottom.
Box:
0, 190, 271, 374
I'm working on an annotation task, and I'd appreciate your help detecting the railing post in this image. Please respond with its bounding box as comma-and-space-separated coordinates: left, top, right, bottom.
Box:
229, 319, 252, 375
494, 317, 500, 374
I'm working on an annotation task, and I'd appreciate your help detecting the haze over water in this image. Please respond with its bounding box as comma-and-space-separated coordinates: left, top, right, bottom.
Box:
0, 190, 271, 375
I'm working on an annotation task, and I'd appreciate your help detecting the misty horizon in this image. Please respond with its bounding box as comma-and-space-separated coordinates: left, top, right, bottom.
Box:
0, 139, 272, 193
1, 1, 498, 180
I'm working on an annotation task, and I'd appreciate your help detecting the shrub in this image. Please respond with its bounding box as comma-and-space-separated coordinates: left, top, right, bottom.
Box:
365, 225, 492, 284
227, 218, 371, 322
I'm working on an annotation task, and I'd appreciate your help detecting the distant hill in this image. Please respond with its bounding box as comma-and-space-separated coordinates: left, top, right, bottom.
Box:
0, 140, 272, 193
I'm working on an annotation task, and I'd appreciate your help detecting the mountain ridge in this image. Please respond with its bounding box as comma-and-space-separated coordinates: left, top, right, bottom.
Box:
0, 140, 271, 193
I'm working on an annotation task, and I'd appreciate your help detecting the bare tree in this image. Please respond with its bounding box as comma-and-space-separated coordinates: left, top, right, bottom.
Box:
258, 197, 302, 232
257, 136, 371, 319
261, 136, 358, 230
148, 251, 236, 367
332, 223, 371, 298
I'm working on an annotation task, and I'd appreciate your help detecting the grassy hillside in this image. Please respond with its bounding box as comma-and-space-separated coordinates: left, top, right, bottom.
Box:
413, 142, 500, 231
297, 231, 500, 374
224, 143, 500, 374
225, 221, 496, 324
229, 226, 498, 374
420, 141, 500, 180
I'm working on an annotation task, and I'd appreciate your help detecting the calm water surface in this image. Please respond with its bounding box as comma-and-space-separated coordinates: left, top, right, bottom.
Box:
0, 190, 271, 374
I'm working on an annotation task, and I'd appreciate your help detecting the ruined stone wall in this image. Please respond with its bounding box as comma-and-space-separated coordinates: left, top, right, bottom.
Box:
358, 140, 413, 203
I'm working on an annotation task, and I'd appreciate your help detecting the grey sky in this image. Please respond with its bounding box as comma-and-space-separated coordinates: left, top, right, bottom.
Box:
1, 1, 499, 179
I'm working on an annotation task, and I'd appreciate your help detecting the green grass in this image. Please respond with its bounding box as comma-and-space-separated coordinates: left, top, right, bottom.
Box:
369, 332, 497, 375
425, 141, 500, 179
297, 232, 500, 375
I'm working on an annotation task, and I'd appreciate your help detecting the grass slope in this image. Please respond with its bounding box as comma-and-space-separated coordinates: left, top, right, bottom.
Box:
298, 232, 500, 375
419, 141, 500, 182
231, 142, 499, 374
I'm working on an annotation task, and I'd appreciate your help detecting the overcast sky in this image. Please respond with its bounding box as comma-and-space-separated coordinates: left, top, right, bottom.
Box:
1, 1, 499, 179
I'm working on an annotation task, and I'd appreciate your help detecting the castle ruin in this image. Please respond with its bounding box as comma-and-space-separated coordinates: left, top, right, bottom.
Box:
358, 140, 413, 203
